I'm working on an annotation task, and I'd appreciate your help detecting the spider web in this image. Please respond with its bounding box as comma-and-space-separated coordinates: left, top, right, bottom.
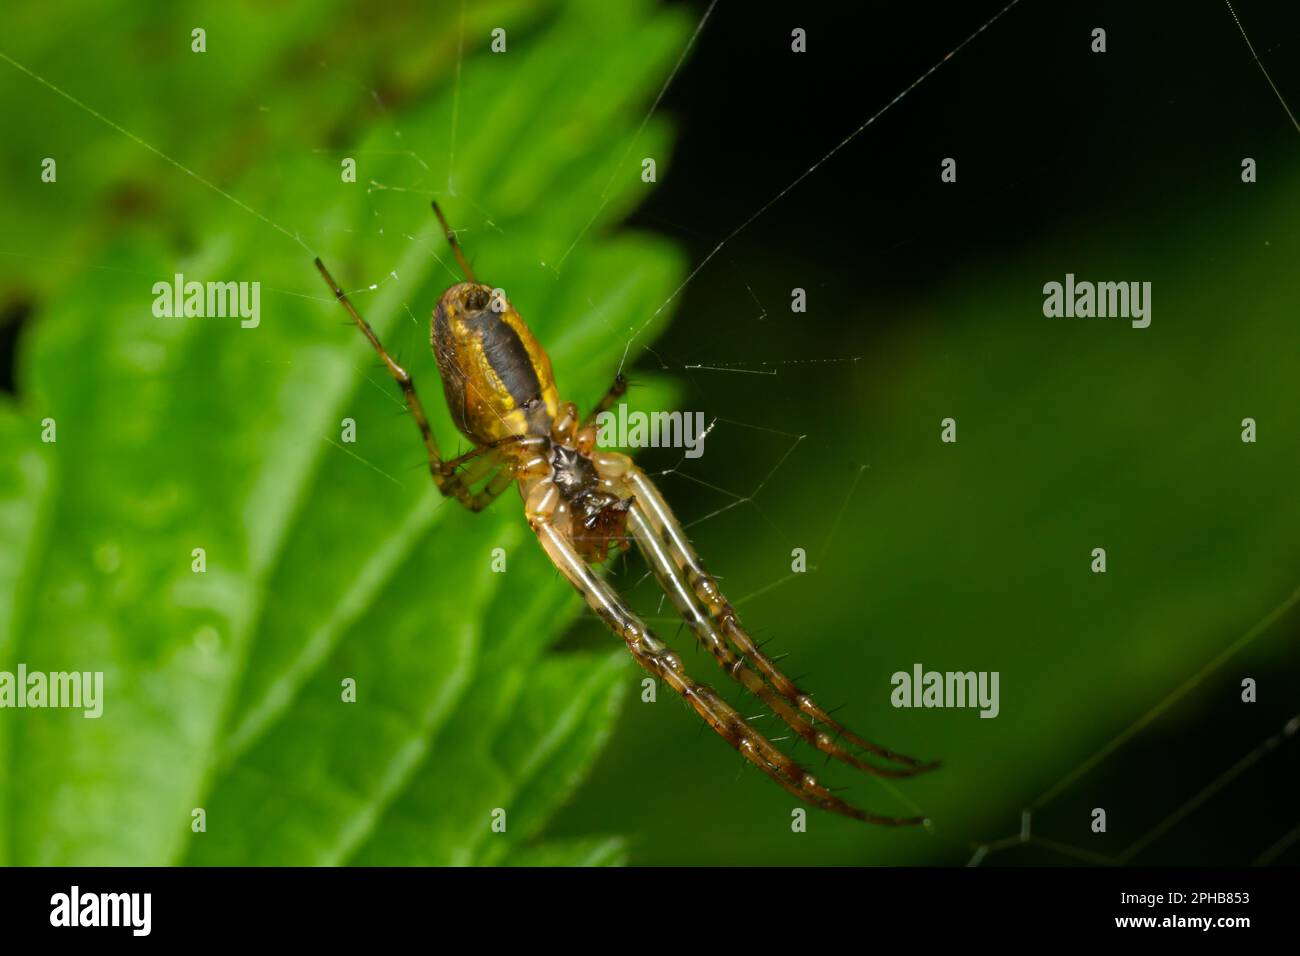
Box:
4, 0, 1298, 866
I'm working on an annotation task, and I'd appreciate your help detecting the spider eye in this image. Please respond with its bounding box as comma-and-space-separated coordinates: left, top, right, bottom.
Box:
463, 287, 490, 311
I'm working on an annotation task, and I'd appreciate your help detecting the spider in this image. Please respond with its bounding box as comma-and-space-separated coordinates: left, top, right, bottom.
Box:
314, 203, 938, 825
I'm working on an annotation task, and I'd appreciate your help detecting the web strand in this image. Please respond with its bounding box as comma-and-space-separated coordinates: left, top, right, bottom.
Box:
1223, 0, 1300, 134
0, 51, 316, 256
617, 0, 1026, 375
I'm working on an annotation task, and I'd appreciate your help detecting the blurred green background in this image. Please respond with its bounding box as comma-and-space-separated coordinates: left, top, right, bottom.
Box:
1, 0, 1297, 866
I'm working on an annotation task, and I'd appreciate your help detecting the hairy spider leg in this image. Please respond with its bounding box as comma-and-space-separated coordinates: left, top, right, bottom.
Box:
620, 461, 937, 773
459, 458, 516, 511
431, 201, 476, 282
314, 257, 512, 513
621, 498, 930, 779
582, 373, 628, 428
440, 434, 547, 478
526, 496, 926, 827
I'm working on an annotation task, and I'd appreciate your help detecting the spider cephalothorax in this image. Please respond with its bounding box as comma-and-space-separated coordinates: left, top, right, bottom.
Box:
314, 202, 938, 825
549, 444, 633, 563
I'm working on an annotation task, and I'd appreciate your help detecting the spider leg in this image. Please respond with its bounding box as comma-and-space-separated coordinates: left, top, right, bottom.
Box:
526, 497, 924, 826
441, 435, 547, 480
315, 256, 497, 512
616, 460, 936, 774
623, 500, 927, 778
582, 373, 628, 427
461, 462, 517, 513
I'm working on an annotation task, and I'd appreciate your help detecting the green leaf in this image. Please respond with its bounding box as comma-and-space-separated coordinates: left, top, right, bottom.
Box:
504, 836, 628, 867
0, 0, 690, 865
349, 649, 630, 866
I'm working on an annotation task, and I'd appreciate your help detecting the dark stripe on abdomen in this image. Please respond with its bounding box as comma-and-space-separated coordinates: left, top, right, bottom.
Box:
469, 313, 542, 406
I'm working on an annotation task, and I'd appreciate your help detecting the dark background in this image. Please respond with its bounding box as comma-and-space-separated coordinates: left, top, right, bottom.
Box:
551, 0, 1300, 865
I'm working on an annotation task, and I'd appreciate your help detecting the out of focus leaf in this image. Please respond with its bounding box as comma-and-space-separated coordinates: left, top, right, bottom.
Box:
0, 0, 689, 865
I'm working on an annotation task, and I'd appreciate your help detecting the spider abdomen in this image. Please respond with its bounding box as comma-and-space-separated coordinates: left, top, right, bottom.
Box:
432, 281, 559, 445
